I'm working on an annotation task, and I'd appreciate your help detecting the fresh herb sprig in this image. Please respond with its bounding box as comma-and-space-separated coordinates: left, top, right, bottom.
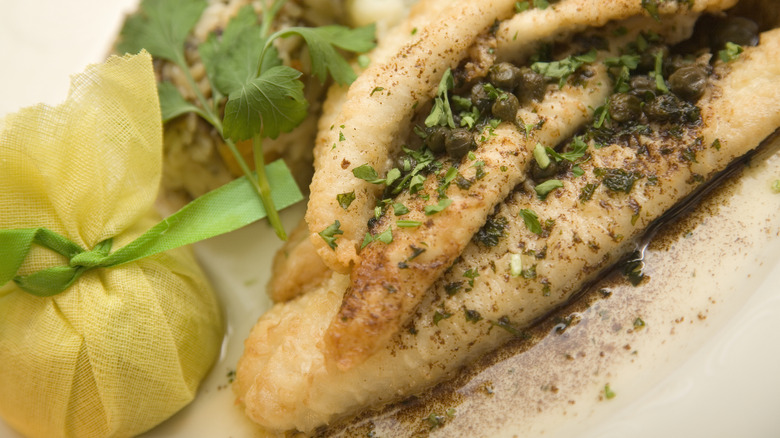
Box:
118, 0, 376, 239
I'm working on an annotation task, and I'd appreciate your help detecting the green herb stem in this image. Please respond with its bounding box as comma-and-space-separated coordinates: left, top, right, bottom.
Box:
252, 134, 287, 239
174, 62, 287, 239
174, 55, 216, 125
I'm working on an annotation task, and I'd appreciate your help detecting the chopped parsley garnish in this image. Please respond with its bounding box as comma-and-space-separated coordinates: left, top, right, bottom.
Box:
580, 182, 600, 202
712, 138, 721, 150
623, 250, 646, 286
397, 220, 422, 228
424, 198, 453, 215
318, 220, 343, 249
718, 42, 744, 63
337, 191, 356, 210
463, 268, 480, 287
464, 308, 483, 323
531, 49, 598, 88
445, 281, 464, 296
433, 310, 452, 326
595, 168, 642, 193
547, 136, 589, 163
352, 164, 385, 184
375, 228, 393, 244
425, 68, 456, 128
475, 216, 508, 246
393, 202, 410, 216
519, 209, 543, 234
510, 253, 523, 277
633, 317, 646, 330
533, 143, 551, 169
491, 316, 530, 338
604, 384, 616, 400
651, 49, 669, 93
535, 179, 564, 198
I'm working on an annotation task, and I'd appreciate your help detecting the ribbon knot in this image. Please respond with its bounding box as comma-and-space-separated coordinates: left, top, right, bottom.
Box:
0, 229, 116, 298
0, 159, 304, 298
69, 239, 113, 269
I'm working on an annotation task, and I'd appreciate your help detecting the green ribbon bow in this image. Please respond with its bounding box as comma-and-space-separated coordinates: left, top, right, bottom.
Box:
0, 160, 302, 297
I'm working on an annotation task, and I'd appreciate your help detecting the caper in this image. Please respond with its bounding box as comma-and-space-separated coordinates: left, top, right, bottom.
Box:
669, 64, 708, 102
424, 126, 446, 153
711, 16, 759, 49
470, 82, 493, 113
531, 158, 559, 181
445, 128, 476, 159
394, 155, 417, 174
644, 94, 678, 122
629, 75, 658, 100
643, 94, 699, 123
491, 93, 520, 122
489, 62, 521, 90
664, 55, 693, 77
609, 93, 642, 123
516, 67, 547, 102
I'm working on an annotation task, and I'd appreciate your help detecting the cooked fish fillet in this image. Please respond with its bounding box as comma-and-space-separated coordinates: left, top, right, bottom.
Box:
269, 0, 457, 301
305, 0, 737, 275
236, 21, 780, 435
324, 64, 614, 369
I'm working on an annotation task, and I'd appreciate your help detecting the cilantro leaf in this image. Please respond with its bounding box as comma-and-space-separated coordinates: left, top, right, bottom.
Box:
157, 81, 208, 122
272, 25, 376, 84
222, 65, 308, 142
117, 0, 207, 66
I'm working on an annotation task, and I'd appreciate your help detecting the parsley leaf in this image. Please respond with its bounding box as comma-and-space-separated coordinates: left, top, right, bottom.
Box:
157, 81, 208, 122
519, 209, 543, 234
424, 198, 453, 215
535, 179, 564, 198
531, 49, 597, 88
718, 42, 743, 63
319, 220, 344, 249
353, 164, 385, 184
117, 0, 207, 66
222, 66, 308, 142
425, 69, 456, 128
271, 25, 376, 84
375, 228, 393, 244
337, 191, 356, 210
393, 202, 410, 215
199, 6, 281, 97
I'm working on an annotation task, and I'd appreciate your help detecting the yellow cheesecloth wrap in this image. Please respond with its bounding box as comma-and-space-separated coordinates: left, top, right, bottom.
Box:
0, 52, 224, 437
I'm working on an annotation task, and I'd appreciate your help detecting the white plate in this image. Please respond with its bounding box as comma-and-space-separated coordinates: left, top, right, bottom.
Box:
1, 2, 779, 437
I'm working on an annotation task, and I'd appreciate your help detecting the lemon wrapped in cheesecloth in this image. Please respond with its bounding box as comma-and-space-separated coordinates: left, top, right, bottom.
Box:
0, 52, 280, 438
